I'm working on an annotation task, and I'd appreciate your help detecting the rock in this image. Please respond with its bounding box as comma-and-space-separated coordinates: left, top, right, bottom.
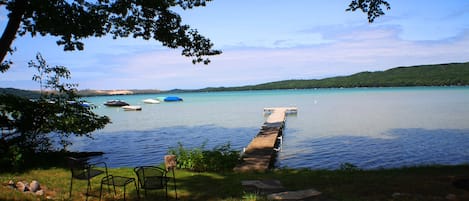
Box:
16, 181, 28, 192
30, 180, 40, 192
35, 189, 44, 196
267, 188, 322, 200
7, 180, 15, 189
241, 179, 285, 195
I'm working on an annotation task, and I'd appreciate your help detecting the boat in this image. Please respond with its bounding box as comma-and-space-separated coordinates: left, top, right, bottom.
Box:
104, 100, 129, 107
163, 96, 183, 102
80, 102, 92, 108
143, 98, 161, 104
122, 105, 142, 111
67, 101, 92, 107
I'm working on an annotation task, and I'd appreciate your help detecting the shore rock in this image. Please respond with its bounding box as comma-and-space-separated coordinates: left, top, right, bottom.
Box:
35, 189, 44, 196
16, 181, 28, 192
30, 180, 40, 192
7, 180, 15, 189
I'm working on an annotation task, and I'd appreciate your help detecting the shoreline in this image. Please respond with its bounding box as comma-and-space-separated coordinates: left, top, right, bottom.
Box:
77, 85, 469, 97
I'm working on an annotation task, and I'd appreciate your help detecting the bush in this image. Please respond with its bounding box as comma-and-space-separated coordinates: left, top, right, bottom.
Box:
339, 162, 362, 172
168, 142, 240, 172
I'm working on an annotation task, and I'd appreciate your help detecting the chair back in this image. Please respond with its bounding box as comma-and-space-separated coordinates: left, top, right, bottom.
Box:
134, 166, 168, 190
67, 157, 90, 179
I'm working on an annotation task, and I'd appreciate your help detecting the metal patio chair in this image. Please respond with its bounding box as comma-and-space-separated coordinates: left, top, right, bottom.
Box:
67, 157, 109, 201
134, 166, 170, 200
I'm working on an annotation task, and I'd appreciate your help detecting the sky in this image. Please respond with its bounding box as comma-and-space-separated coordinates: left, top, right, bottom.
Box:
1, 0, 469, 90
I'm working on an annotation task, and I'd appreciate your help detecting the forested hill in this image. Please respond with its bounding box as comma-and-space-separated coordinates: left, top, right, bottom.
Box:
0, 88, 41, 98
197, 62, 469, 92
1, 62, 469, 96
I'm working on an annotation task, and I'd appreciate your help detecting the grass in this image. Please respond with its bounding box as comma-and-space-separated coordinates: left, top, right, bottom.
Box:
2, 164, 469, 201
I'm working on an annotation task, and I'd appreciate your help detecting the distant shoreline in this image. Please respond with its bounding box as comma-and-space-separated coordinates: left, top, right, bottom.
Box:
2, 61, 468, 98
77, 85, 469, 97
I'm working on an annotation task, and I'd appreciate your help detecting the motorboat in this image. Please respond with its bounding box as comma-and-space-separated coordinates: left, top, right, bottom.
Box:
67, 100, 92, 107
143, 98, 161, 104
104, 100, 129, 107
80, 102, 92, 107
163, 96, 183, 102
122, 105, 142, 111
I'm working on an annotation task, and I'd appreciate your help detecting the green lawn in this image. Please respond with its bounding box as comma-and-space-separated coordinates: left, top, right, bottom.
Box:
2, 164, 469, 201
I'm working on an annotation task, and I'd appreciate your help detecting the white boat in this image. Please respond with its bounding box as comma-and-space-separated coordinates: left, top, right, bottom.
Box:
122, 105, 142, 111
143, 98, 161, 104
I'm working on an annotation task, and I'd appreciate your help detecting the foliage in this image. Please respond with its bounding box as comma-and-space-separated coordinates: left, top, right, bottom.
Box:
339, 162, 362, 172
0, 0, 391, 72
346, 0, 391, 23
241, 193, 263, 201
0, 53, 110, 171
0, 87, 41, 99
168, 141, 240, 172
196, 62, 469, 92
0, 0, 222, 72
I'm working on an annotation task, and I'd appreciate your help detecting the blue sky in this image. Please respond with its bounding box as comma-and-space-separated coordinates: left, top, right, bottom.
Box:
1, 0, 469, 90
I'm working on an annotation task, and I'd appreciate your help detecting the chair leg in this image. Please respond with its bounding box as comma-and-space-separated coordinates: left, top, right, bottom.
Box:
133, 180, 139, 201
165, 185, 168, 201
112, 178, 117, 196
123, 185, 126, 201
99, 179, 104, 201
134, 181, 140, 200
86, 179, 91, 201
69, 177, 73, 199
172, 170, 178, 200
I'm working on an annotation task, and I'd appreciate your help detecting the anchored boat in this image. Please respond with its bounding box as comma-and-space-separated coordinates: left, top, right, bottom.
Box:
104, 100, 129, 107
122, 105, 142, 111
143, 98, 161, 104
163, 96, 183, 102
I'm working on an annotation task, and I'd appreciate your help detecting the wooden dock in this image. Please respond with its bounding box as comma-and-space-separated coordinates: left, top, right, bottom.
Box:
234, 107, 297, 172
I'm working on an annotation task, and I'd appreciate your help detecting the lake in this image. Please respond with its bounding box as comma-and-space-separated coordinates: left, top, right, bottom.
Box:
69, 87, 469, 169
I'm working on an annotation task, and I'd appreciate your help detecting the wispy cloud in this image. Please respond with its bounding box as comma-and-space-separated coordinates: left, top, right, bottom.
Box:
72, 27, 468, 90
2, 1, 468, 90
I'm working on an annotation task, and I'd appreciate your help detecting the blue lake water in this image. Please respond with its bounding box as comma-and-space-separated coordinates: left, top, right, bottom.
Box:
69, 87, 469, 169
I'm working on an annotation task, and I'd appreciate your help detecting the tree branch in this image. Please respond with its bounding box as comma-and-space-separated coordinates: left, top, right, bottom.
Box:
0, 0, 25, 64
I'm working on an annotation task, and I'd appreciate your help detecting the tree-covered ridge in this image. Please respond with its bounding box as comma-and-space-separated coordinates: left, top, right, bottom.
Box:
199, 62, 469, 92
2, 62, 469, 96
0, 87, 41, 98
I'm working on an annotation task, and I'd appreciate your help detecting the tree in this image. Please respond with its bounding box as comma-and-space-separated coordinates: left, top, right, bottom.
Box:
346, 0, 391, 23
0, 0, 390, 72
0, 0, 222, 72
0, 53, 110, 170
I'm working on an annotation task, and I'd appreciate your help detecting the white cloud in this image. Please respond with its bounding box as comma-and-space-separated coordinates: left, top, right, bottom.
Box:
74, 27, 469, 90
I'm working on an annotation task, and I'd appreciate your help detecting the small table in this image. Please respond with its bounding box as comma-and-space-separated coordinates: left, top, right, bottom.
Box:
100, 175, 137, 201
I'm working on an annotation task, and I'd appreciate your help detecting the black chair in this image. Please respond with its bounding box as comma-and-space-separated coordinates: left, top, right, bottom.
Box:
134, 166, 170, 200
67, 157, 109, 201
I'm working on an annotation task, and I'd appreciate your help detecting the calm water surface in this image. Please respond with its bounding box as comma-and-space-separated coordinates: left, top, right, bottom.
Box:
70, 87, 469, 169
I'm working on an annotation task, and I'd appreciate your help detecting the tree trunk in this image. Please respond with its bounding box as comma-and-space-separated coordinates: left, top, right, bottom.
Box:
0, 0, 26, 64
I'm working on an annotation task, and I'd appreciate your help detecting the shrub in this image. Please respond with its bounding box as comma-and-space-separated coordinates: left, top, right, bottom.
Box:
168, 142, 240, 172
339, 162, 362, 172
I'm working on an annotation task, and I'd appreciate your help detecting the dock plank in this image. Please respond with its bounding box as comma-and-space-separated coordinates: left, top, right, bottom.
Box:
234, 107, 297, 172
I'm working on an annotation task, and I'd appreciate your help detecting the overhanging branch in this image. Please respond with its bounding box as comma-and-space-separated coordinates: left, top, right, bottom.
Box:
0, 0, 25, 65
